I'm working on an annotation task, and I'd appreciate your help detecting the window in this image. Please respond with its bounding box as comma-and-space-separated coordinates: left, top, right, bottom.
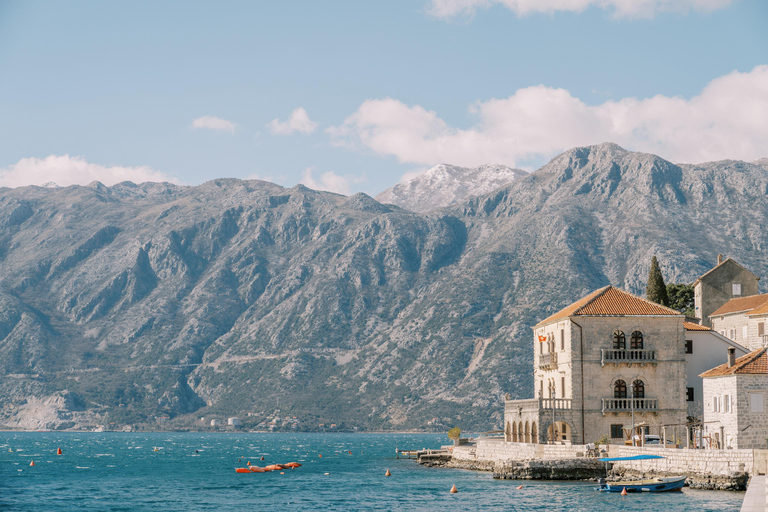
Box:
632, 380, 645, 399
750, 393, 765, 413
724, 395, 731, 413
713, 397, 719, 412
540, 381, 543, 397
743, 326, 748, 340
685, 340, 693, 354
686, 387, 694, 402
611, 424, 624, 439
614, 380, 627, 398
613, 330, 626, 350
730, 329, 736, 340
560, 329, 565, 351
732, 283, 742, 296
630, 331, 643, 349
759, 322, 765, 337
561, 377, 566, 398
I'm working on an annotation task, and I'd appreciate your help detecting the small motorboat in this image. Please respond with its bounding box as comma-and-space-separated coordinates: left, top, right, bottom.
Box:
597, 455, 686, 493
597, 476, 686, 492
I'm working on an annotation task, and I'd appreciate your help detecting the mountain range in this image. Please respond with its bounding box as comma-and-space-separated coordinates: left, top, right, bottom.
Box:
1, 142, 767, 431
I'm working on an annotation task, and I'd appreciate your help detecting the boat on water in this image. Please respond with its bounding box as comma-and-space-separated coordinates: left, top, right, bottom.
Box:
597, 455, 686, 493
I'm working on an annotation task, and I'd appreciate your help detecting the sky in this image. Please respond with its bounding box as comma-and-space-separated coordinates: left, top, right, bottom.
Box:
0, 0, 766, 195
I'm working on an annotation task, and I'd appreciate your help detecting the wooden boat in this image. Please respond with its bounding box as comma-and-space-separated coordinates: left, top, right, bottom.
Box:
597, 455, 685, 493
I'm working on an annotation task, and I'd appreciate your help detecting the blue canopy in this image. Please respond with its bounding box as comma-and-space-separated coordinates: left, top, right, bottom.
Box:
599, 455, 665, 461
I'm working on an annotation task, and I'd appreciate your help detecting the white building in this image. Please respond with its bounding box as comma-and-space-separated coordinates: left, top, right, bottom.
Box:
210, 419, 221, 427
710, 294, 768, 350
683, 321, 749, 419
228, 417, 242, 426
701, 347, 768, 449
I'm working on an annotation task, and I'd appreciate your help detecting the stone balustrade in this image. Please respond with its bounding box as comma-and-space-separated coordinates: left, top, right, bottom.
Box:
538, 352, 557, 369
601, 397, 658, 414
601, 348, 657, 366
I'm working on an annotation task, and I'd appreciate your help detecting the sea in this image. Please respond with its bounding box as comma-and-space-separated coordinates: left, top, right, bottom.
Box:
0, 432, 744, 511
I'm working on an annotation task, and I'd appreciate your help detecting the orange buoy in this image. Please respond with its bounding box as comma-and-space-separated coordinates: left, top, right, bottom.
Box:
265, 464, 283, 471
319, 454, 322, 458
235, 468, 251, 473
29, 460, 35, 466
516, 485, 523, 489
620, 487, 628, 496
348, 450, 352, 454
280, 471, 285, 474
56, 447, 62, 455
385, 469, 391, 477
284, 462, 302, 468
247, 461, 251, 466
450, 484, 458, 493
249, 466, 266, 473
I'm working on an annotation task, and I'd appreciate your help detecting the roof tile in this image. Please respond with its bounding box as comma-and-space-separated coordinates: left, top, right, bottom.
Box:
700, 348, 768, 377
709, 294, 768, 318
684, 321, 711, 331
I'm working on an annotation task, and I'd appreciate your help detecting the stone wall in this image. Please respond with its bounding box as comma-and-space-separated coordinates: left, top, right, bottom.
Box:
452, 439, 588, 462
606, 444, 753, 477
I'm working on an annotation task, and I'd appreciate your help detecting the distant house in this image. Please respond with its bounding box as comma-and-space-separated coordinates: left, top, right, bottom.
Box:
700, 347, 768, 449
683, 321, 749, 418
693, 255, 760, 328
210, 419, 221, 427
710, 294, 768, 350
228, 417, 242, 426
504, 286, 688, 446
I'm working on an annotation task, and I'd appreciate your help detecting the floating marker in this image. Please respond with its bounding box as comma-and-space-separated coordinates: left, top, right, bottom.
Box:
247, 461, 251, 466
319, 454, 322, 458
260, 456, 265, 461
280, 471, 285, 474
235, 468, 251, 473
620, 487, 628, 496
57, 447, 62, 455
516, 485, 523, 490
385, 469, 391, 477
29, 461, 35, 466
324, 472, 330, 475
348, 451, 352, 454
450, 484, 458, 493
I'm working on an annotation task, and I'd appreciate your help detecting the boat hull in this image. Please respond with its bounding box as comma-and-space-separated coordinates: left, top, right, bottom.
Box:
598, 476, 686, 492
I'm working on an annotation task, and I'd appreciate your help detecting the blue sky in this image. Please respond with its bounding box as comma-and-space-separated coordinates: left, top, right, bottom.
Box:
0, 0, 766, 194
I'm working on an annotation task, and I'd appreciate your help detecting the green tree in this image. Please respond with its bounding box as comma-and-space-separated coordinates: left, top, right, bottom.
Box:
447, 427, 461, 441
667, 283, 694, 316
646, 256, 670, 307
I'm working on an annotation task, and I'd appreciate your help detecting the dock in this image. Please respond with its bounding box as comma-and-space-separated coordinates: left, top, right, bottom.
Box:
741, 475, 767, 512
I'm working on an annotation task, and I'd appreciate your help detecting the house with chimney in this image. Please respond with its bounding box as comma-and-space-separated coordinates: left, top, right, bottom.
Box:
503, 286, 688, 446
693, 255, 760, 328
700, 347, 768, 449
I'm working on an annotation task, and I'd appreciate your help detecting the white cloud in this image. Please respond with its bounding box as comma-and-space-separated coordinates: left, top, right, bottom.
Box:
191, 115, 236, 134
328, 65, 768, 167
427, 0, 734, 19
300, 167, 361, 195
0, 155, 180, 188
268, 108, 318, 135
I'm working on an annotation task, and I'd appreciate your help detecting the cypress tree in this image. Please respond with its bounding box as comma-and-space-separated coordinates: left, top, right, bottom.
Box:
646, 255, 670, 307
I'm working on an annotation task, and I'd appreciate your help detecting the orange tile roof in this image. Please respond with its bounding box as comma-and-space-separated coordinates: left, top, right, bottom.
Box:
709, 294, 768, 317
747, 301, 768, 317
684, 321, 711, 331
700, 348, 768, 377
536, 286, 682, 327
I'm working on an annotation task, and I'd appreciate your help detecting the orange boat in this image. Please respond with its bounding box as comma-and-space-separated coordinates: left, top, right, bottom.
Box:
284, 462, 302, 468
235, 468, 251, 473
249, 466, 266, 473
264, 464, 283, 471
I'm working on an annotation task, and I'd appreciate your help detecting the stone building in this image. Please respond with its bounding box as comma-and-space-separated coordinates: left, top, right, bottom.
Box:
693, 256, 760, 328
504, 286, 688, 446
701, 347, 768, 449
683, 321, 749, 419
710, 294, 768, 350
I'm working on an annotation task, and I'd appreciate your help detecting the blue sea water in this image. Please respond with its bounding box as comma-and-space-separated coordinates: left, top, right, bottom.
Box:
0, 432, 744, 511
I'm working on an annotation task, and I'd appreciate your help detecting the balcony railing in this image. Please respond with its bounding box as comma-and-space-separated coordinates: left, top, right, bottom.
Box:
601, 349, 656, 366
538, 352, 558, 370
541, 398, 572, 410
601, 398, 658, 414
504, 397, 572, 414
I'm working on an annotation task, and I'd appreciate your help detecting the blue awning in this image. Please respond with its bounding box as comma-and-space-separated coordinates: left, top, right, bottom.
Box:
599, 455, 665, 461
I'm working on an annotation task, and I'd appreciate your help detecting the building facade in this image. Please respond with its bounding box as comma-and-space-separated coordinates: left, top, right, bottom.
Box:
701, 348, 768, 449
710, 294, 768, 351
693, 256, 760, 328
504, 286, 688, 446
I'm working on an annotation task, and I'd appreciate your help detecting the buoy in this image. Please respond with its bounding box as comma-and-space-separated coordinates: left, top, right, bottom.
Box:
247, 461, 251, 466
235, 468, 251, 473
29, 460, 35, 466
385, 469, 391, 477
324, 472, 329, 475
516, 485, 523, 489
57, 447, 62, 455
280, 471, 285, 474
260, 456, 265, 461
250, 466, 266, 473
319, 454, 322, 458
284, 462, 302, 468
348, 450, 352, 454
620, 487, 628, 496
450, 484, 458, 493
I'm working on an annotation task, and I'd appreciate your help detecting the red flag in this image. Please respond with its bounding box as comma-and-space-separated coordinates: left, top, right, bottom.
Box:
537, 335, 546, 342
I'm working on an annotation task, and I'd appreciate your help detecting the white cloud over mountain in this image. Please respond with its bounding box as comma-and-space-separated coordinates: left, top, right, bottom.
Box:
268, 108, 318, 135
329, 65, 768, 167
300, 167, 361, 195
0, 155, 179, 188
191, 115, 236, 133
428, 0, 734, 19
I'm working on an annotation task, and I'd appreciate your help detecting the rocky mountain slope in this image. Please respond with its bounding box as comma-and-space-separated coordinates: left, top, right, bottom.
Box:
1, 143, 767, 431
375, 163, 527, 213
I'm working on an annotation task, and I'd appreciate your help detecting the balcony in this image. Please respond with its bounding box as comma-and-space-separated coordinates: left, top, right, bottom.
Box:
601, 349, 656, 367
504, 397, 572, 414
540, 398, 572, 410
538, 352, 558, 370
601, 398, 658, 414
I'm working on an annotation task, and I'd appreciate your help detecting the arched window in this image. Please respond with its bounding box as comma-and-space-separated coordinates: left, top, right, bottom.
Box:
613, 330, 626, 349
630, 331, 644, 349
614, 379, 627, 398
632, 380, 645, 398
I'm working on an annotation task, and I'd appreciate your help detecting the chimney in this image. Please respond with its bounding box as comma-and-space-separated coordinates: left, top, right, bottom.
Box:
718, 254, 724, 265
727, 347, 736, 367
